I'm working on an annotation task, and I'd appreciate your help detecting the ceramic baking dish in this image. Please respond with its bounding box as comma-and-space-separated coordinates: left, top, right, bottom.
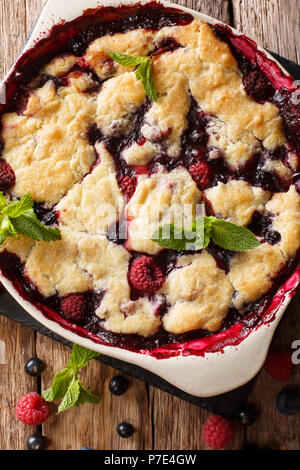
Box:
0, 0, 299, 397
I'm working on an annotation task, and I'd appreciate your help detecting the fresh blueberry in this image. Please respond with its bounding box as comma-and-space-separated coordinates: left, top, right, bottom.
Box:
24, 357, 45, 377
79, 447, 94, 450
117, 422, 134, 438
109, 376, 128, 396
238, 404, 256, 426
27, 434, 47, 451
276, 388, 300, 415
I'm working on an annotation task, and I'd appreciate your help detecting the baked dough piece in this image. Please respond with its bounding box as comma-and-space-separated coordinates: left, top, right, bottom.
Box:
0, 235, 35, 262
122, 141, 158, 166
1, 80, 97, 205
96, 72, 145, 136
152, 44, 284, 168
161, 251, 234, 333
24, 230, 93, 297
265, 185, 300, 259
206, 117, 261, 169
126, 166, 202, 255
84, 29, 155, 79
42, 54, 77, 77
57, 142, 124, 235
141, 72, 190, 157
205, 180, 270, 226
76, 234, 162, 337
229, 243, 286, 309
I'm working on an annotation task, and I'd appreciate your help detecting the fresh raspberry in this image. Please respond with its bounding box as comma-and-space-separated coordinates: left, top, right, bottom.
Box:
202, 414, 235, 450
119, 175, 137, 200
264, 350, 293, 382
0, 159, 15, 189
129, 256, 164, 294
61, 294, 86, 321
16, 392, 49, 426
188, 160, 211, 189
242, 69, 274, 103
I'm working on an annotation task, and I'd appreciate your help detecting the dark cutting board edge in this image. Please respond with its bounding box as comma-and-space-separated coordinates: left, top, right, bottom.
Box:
0, 53, 299, 419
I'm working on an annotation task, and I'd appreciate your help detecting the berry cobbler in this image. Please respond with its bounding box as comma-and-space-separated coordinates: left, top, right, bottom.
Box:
0, 3, 299, 355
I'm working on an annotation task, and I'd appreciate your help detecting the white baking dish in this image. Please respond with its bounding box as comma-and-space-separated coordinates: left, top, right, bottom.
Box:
0, 0, 299, 397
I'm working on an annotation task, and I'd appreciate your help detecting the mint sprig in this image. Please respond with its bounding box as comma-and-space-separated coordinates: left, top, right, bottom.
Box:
109, 52, 158, 102
0, 192, 61, 245
152, 216, 260, 252
42, 344, 100, 413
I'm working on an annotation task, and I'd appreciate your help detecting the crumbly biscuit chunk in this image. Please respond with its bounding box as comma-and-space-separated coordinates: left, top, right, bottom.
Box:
265, 186, 300, 259
1, 80, 97, 205
57, 143, 124, 235
0, 235, 35, 262
161, 251, 234, 333
76, 234, 161, 337
122, 141, 158, 166
229, 243, 286, 309
24, 230, 93, 297
126, 166, 202, 254
84, 29, 155, 79
42, 54, 77, 77
96, 72, 145, 135
205, 180, 270, 226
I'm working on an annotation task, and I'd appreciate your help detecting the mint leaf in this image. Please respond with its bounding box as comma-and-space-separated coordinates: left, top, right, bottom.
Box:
0, 192, 61, 244
143, 60, 157, 102
109, 52, 158, 102
43, 344, 99, 413
152, 224, 197, 251
109, 52, 148, 67
211, 219, 260, 251
2, 193, 33, 218
152, 215, 260, 252
0, 192, 8, 211
57, 376, 80, 414
68, 343, 99, 369
42, 368, 74, 402
76, 381, 100, 406
11, 209, 61, 242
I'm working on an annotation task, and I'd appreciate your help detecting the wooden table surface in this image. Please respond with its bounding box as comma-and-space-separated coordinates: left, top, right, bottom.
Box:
0, 0, 299, 451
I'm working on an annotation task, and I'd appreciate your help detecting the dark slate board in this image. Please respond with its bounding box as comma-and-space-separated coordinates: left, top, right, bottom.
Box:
0, 53, 299, 419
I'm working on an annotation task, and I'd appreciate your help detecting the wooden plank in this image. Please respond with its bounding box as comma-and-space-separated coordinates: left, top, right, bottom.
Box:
25, 0, 47, 35
0, 0, 26, 79
175, 0, 231, 24
232, 0, 300, 62
0, 315, 37, 450
36, 336, 153, 450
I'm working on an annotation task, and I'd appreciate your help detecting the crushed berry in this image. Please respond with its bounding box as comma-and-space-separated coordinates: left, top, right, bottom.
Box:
118, 174, 137, 200
188, 160, 212, 189
254, 168, 281, 192
129, 256, 165, 294
274, 89, 300, 154
0, 159, 15, 190
242, 65, 275, 103
61, 294, 86, 322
